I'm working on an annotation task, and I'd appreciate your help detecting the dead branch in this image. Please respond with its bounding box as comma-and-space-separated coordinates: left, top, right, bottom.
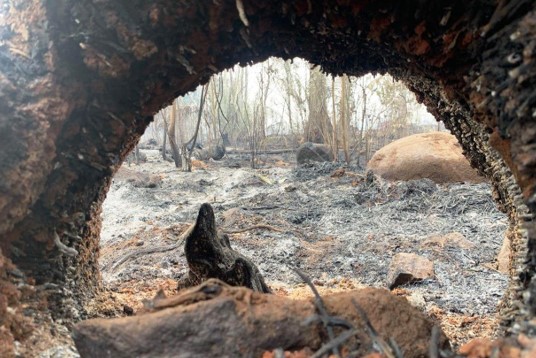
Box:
74, 280, 444, 358
311, 329, 359, 358
429, 325, 441, 358
104, 225, 193, 272
242, 205, 283, 211
293, 267, 341, 358
143, 278, 229, 311
303, 315, 353, 329
106, 243, 181, 272
224, 223, 306, 239
225, 147, 297, 155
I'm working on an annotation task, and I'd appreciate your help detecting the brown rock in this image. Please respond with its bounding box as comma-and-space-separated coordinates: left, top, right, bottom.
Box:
73, 280, 449, 358
367, 132, 485, 184
296, 142, 333, 164
422, 232, 476, 250
388, 253, 435, 289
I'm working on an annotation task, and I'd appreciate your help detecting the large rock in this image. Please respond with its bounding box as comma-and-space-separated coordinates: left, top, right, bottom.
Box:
367, 132, 485, 184
193, 144, 226, 161
296, 142, 333, 164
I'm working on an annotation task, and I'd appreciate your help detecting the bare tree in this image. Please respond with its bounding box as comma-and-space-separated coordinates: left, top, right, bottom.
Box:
340, 75, 351, 164
305, 67, 331, 144
167, 100, 182, 168
161, 116, 168, 161
331, 76, 338, 161
181, 83, 209, 172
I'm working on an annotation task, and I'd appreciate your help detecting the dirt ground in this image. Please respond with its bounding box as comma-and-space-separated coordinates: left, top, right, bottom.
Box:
96, 149, 508, 350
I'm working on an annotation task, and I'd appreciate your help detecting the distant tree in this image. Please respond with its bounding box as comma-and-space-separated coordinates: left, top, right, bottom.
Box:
166, 99, 182, 168
331, 77, 338, 161
305, 67, 331, 144
339, 75, 351, 164
181, 83, 208, 172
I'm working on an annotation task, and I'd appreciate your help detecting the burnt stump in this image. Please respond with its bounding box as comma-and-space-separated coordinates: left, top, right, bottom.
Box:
178, 203, 271, 293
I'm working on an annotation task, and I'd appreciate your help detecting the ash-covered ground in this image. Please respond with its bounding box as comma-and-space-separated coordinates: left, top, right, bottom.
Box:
98, 149, 508, 346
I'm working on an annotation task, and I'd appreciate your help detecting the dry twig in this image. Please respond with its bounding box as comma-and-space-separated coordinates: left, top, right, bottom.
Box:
293, 267, 342, 358
224, 222, 307, 239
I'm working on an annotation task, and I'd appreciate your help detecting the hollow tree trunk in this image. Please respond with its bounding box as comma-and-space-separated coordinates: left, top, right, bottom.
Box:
0, 1, 535, 355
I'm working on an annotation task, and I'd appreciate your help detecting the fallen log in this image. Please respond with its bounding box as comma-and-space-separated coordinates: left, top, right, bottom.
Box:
225, 147, 298, 155
73, 279, 449, 358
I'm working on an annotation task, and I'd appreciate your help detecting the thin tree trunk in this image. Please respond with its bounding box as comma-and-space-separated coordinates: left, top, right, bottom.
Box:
183, 84, 209, 172
162, 117, 168, 161
167, 101, 181, 168
340, 76, 350, 164
359, 85, 367, 165
331, 77, 338, 162
135, 145, 140, 165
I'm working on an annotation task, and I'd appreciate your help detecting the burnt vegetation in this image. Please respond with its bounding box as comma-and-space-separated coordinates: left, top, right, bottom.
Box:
0, 0, 535, 356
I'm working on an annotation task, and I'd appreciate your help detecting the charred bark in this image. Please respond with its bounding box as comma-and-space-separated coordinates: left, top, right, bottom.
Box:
72, 280, 447, 358
0, 0, 535, 353
178, 204, 270, 293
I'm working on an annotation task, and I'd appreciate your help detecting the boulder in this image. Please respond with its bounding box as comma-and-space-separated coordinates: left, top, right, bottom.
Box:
387, 253, 435, 289
296, 142, 333, 164
193, 144, 226, 161
367, 132, 485, 184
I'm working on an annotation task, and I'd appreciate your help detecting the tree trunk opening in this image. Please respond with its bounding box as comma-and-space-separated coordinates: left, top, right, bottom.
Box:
0, 0, 535, 355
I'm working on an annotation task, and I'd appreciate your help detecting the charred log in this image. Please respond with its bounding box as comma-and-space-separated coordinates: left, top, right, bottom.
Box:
73, 279, 448, 358
178, 203, 270, 293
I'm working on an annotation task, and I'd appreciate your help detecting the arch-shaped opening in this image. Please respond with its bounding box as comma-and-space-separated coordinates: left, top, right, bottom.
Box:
1, 0, 535, 355
95, 61, 510, 349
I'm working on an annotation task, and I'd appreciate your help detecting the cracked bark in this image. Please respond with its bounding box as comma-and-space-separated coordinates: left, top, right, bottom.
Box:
0, 0, 535, 353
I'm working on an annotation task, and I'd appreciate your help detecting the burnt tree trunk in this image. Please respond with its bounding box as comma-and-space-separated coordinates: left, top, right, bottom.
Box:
72, 280, 448, 358
178, 204, 271, 293
0, 0, 535, 354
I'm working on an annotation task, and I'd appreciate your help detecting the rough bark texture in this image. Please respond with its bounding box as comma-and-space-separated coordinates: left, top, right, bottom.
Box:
0, 0, 535, 353
72, 279, 448, 358
178, 203, 270, 293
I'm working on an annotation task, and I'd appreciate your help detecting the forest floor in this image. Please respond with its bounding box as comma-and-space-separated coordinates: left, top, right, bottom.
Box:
94, 148, 508, 351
